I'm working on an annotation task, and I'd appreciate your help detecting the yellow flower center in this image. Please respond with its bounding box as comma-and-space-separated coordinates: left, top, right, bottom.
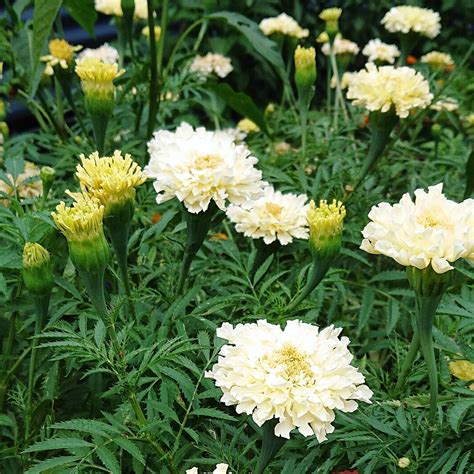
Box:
264, 202, 283, 218
307, 199, 346, 237
23, 242, 50, 268
270, 345, 313, 382
194, 154, 223, 170
417, 212, 452, 230
49, 39, 75, 61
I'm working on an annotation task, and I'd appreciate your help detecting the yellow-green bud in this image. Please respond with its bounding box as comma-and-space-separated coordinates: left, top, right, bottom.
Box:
319, 8, 342, 41
0, 100, 6, 121
0, 122, 9, 140
307, 199, 346, 258
431, 123, 441, 139
40, 166, 55, 187
294, 45, 317, 90
398, 458, 410, 469
22, 242, 54, 295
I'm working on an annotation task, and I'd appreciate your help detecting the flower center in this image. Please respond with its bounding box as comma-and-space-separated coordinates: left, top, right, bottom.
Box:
269, 344, 313, 382
264, 202, 283, 217
194, 154, 223, 170
49, 39, 74, 61
417, 212, 452, 230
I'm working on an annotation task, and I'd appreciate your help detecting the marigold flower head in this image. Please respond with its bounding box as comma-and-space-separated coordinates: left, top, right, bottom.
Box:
330, 71, 357, 90
189, 53, 233, 79
430, 97, 458, 113
381, 6, 441, 39
206, 320, 373, 440
237, 118, 260, 133
77, 43, 119, 65
227, 186, 309, 245
52, 191, 105, 242
294, 45, 316, 72
145, 123, 264, 214
361, 183, 474, 274
421, 51, 454, 68
319, 8, 342, 22
95, 0, 147, 19
76, 150, 146, 214
347, 63, 432, 118
449, 360, 474, 382
321, 38, 359, 56
0, 161, 42, 205
23, 242, 54, 295
362, 39, 400, 64
308, 200, 346, 238
41, 39, 82, 75
75, 58, 124, 86
398, 458, 411, 469
259, 13, 309, 39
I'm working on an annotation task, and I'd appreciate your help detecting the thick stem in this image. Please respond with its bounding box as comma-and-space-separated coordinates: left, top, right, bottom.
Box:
90, 113, 109, 156
394, 332, 420, 394
176, 203, 218, 294
25, 295, 50, 440
255, 420, 286, 474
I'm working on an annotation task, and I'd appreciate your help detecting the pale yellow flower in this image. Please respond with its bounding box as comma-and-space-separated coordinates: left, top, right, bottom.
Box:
421, 51, 454, 68
330, 71, 357, 90
237, 118, 260, 133
41, 39, 82, 75
346, 63, 432, 118
319, 8, 342, 22
75, 58, 125, 98
381, 6, 441, 39
0, 161, 43, 204
362, 39, 400, 64
321, 38, 359, 56
77, 43, 119, 65
190, 53, 233, 79
449, 360, 474, 382
94, 0, 147, 19
259, 13, 309, 39
398, 458, 411, 469
76, 150, 147, 214
430, 97, 459, 112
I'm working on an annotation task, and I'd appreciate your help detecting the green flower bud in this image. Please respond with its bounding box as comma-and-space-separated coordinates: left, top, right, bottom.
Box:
431, 123, 441, 139
22, 242, 54, 295
294, 45, 317, 91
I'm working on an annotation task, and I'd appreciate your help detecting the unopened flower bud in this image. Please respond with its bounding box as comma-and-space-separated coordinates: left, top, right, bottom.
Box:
22, 242, 54, 295
431, 123, 441, 139
294, 45, 316, 91
0, 121, 9, 140
319, 8, 342, 41
307, 199, 346, 258
0, 100, 6, 120
398, 457, 410, 469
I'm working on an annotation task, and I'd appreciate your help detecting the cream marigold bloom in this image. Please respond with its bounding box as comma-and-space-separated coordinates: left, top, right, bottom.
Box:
77, 43, 119, 65
346, 63, 432, 118
319, 8, 342, 22
381, 6, 441, 38
259, 13, 309, 39
41, 39, 82, 75
52, 192, 105, 242
237, 118, 260, 133
321, 38, 359, 56
206, 320, 373, 440
226, 187, 309, 245
75, 58, 125, 99
362, 39, 400, 64
145, 123, 264, 213
330, 71, 357, 90
186, 464, 229, 474
430, 97, 459, 112
0, 161, 42, 203
76, 150, 146, 214
360, 183, 474, 274
189, 53, 233, 79
94, 0, 147, 19
421, 51, 454, 67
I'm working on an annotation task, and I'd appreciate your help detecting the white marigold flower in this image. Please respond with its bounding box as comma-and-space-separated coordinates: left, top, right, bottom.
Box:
430, 97, 459, 112
259, 13, 309, 39
226, 186, 309, 245
77, 43, 119, 65
362, 39, 400, 64
346, 63, 432, 118
206, 320, 373, 440
421, 51, 455, 67
321, 38, 359, 56
360, 183, 474, 274
330, 71, 357, 90
145, 123, 264, 214
186, 464, 229, 474
381, 6, 441, 39
94, 0, 147, 19
190, 53, 233, 79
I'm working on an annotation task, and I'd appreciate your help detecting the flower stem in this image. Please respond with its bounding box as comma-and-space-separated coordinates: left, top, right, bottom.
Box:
255, 420, 286, 474
25, 295, 50, 440
329, 47, 348, 128
394, 331, 419, 394
250, 240, 280, 282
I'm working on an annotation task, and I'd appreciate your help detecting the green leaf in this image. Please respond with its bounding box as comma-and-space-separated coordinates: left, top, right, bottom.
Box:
113, 437, 146, 466
190, 407, 237, 421
25, 455, 81, 473
97, 445, 120, 474
94, 319, 106, 347
204, 82, 268, 136
447, 399, 474, 433
206, 11, 288, 87
364, 415, 400, 437
439, 447, 462, 474
464, 149, 474, 198
32, 0, 63, 89
63, 0, 97, 36
5, 155, 25, 180
51, 419, 121, 437
24, 437, 93, 453
357, 287, 374, 332
455, 451, 471, 474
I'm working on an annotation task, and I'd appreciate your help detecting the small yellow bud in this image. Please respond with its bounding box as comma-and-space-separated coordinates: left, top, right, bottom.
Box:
237, 118, 260, 133
449, 360, 474, 382
22, 242, 54, 295
398, 457, 410, 469
319, 8, 342, 22
265, 103, 276, 115
294, 45, 317, 91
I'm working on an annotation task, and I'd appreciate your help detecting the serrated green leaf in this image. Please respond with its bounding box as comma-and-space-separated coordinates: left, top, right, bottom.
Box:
97, 445, 120, 473
190, 407, 237, 421
25, 455, 81, 473
448, 399, 474, 433
23, 437, 93, 453
113, 437, 145, 466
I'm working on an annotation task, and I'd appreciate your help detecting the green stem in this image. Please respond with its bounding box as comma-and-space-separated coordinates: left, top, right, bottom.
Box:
37, 88, 67, 140
90, 113, 109, 155
0, 312, 17, 411
176, 203, 218, 294
54, 76, 65, 133
394, 332, 420, 394
255, 420, 286, 474
250, 240, 280, 282
25, 295, 50, 440
329, 47, 348, 127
